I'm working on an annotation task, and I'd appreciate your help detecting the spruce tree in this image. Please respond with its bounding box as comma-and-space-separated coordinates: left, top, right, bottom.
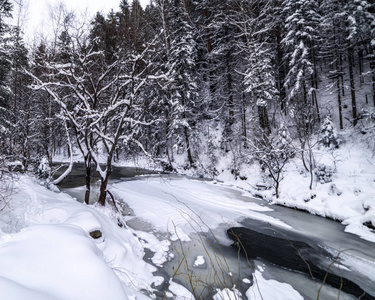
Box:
0, 0, 12, 157
168, 0, 199, 167
282, 0, 320, 106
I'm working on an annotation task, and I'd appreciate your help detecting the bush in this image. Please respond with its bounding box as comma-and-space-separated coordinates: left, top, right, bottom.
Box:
34, 156, 51, 179
319, 116, 339, 149
315, 164, 334, 184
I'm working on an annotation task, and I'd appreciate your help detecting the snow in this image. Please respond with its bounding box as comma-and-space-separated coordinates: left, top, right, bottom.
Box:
215, 128, 375, 244
0, 173, 306, 300
0, 224, 128, 300
246, 270, 303, 300
165, 280, 195, 300
193, 255, 205, 267
213, 286, 243, 300
112, 177, 291, 243
0, 176, 157, 300
1, 127, 375, 300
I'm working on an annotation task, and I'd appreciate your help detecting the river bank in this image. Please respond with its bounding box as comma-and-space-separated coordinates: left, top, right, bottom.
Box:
1, 170, 375, 299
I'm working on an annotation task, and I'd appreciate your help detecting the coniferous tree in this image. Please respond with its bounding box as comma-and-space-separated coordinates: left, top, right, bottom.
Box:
351, 0, 375, 107
194, 0, 240, 140
320, 0, 347, 129
0, 0, 12, 157
9, 25, 31, 167
30, 42, 63, 166
235, 0, 276, 139
282, 0, 320, 108
167, 0, 199, 167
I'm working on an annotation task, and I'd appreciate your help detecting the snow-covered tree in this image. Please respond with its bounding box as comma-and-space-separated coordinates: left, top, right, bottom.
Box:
236, 0, 277, 138
252, 124, 294, 198
167, 0, 199, 167
30, 22, 159, 205
282, 0, 320, 109
193, 0, 242, 143
0, 0, 12, 157
319, 116, 339, 149
8, 26, 31, 168
320, 0, 349, 130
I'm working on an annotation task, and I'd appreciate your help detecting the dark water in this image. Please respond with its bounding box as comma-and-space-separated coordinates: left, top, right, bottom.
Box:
53, 162, 160, 188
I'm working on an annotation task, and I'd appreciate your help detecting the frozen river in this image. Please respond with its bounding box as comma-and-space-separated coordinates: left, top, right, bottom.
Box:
56, 166, 375, 299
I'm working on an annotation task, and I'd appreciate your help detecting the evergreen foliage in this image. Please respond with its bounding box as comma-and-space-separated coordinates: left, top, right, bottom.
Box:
0, 0, 12, 156
319, 116, 339, 149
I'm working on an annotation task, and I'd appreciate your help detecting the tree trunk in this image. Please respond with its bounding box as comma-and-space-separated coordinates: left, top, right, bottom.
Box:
275, 6, 287, 114
22, 105, 30, 170
165, 117, 174, 170
258, 105, 271, 136
358, 49, 364, 85
97, 148, 115, 206
184, 126, 194, 167
348, 46, 357, 126
84, 156, 91, 205
302, 75, 307, 104
339, 54, 345, 97
242, 92, 247, 147
275, 180, 279, 199
226, 51, 234, 130
337, 77, 343, 129
98, 171, 111, 206
311, 50, 320, 122
332, 24, 343, 129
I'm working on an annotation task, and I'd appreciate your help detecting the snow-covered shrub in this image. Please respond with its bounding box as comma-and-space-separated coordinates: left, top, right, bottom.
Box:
357, 108, 375, 151
328, 183, 342, 196
34, 156, 51, 179
206, 133, 220, 178
253, 125, 295, 198
315, 164, 334, 184
358, 107, 375, 122
319, 116, 339, 149
0, 166, 17, 211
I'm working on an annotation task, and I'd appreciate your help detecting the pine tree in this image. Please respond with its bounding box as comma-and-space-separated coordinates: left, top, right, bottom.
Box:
193, 0, 240, 140
0, 0, 12, 157
167, 0, 199, 167
319, 116, 339, 149
350, 0, 375, 107
8, 25, 31, 166
236, 0, 277, 138
320, 0, 348, 129
282, 0, 320, 109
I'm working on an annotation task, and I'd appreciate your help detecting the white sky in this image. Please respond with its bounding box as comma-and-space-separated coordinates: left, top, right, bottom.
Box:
11, 0, 150, 42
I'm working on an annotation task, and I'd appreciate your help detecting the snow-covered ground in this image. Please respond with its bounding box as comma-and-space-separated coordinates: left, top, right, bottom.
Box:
214, 127, 375, 244
0, 176, 158, 300
0, 174, 311, 300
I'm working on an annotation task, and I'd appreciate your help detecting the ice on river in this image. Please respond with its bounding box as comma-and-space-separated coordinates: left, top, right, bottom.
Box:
112, 176, 291, 243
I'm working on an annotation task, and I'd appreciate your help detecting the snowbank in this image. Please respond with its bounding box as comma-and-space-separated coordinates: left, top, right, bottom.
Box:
216, 128, 375, 244
0, 176, 157, 300
0, 224, 128, 300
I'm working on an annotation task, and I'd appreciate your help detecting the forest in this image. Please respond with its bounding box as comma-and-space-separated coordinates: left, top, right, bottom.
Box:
0, 0, 374, 204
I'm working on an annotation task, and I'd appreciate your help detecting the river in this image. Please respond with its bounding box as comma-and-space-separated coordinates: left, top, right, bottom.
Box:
54, 165, 375, 299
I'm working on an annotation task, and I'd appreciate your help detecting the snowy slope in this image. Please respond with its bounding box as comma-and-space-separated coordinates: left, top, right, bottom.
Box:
0, 176, 157, 300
